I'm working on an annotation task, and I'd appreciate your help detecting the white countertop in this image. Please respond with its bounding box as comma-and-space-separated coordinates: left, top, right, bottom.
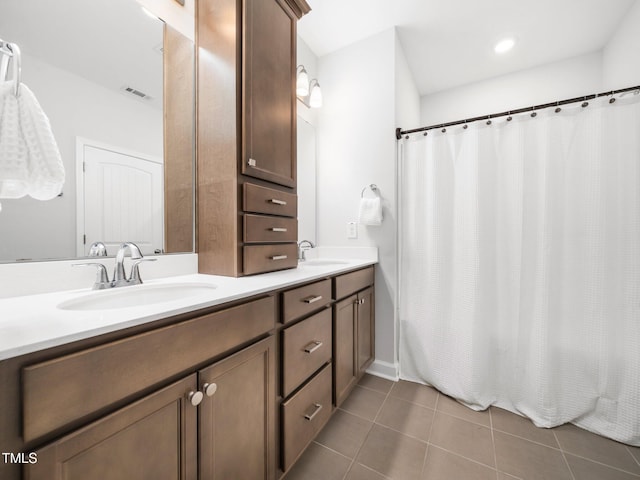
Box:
0, 254, 377, 361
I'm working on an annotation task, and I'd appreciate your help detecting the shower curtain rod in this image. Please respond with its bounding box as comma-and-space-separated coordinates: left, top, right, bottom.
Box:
395, 84, 640, 140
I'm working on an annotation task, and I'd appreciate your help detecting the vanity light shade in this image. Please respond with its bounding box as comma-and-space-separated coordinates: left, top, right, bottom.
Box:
309, 79, 322, 108
296, 66, 309, 97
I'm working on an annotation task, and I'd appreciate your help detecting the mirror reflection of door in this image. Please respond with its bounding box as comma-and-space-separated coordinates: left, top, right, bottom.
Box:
77, 139, 164, 257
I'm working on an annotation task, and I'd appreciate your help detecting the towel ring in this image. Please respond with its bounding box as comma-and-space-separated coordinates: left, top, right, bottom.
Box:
361, 184, 379, 198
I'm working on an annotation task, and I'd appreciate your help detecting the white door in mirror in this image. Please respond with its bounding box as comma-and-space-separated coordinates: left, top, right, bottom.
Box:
81, 143, 163, 256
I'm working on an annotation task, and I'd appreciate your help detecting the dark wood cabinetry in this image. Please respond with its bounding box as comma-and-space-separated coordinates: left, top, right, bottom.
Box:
26, 376, 198, 480
199, 337, 276, 480
333, 268, 375, 407
197, 0, 310, 276
242, 0, 297, 188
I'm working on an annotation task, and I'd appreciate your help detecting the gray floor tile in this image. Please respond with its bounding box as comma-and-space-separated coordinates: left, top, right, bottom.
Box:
565, 453, 640, 480
346, 463, 391, 480
490, 406, 559, 448
358, 374, 394, 394
429, 412, 495, 467
340, 385, 387, 421
376, 395, 434, 442
422, 445, 496, 480
554, 423, 640, 474
315, 409, 373, 459
629, 446, 640, 465
494, 431, 572, 480
436, 393, 491, 427
284, 442, 351, 480
357, 424, 428, 480
389, 380, 439, 409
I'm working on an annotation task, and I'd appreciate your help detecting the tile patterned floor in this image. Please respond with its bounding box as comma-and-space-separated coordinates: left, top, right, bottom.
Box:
284, 375, 640, 480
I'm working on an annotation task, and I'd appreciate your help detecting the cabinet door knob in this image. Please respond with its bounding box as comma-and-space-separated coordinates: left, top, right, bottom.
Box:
303, 295, 323, 304
203, 382, 218, 397
188, 390, 204, 407
303, 341, 323, 354
269, 198, 287, 206
248, 158, 257, 167
304, 403, 323, 421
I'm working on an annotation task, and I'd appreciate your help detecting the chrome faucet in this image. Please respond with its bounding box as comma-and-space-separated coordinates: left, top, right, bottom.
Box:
298, 240, 315, 261
73, 241, 156, 290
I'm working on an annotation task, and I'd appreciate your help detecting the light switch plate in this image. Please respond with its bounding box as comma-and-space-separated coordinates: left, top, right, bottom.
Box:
347, 222, 358, 239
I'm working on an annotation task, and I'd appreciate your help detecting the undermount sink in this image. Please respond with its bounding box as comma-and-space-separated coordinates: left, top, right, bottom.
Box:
57, 283, 218, 311
300, 259, 349, 267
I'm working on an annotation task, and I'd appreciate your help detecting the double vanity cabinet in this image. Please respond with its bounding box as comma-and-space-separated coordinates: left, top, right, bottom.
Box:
0, 265, 375, 480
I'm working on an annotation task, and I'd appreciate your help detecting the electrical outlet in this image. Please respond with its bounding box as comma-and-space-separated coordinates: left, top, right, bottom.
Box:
347, 222, 358, 239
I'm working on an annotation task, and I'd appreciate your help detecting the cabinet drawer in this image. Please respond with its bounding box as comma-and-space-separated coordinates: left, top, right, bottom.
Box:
243, 244, 298, 275
282, 308, 332, 397
282, 278, 332, 324
244, 214, 297, 243
22, 296, 275, 442
281, 364, 332, 471
243, 183, 297, 217
334, 266, 374, 300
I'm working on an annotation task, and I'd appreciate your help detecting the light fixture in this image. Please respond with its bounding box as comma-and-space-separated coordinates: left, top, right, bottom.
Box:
296, 65, 309, 96
309, 79, 322, 108
494, 37, 515, 54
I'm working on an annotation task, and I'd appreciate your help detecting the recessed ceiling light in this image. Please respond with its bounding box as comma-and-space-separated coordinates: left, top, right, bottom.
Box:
494, 38, 515, 54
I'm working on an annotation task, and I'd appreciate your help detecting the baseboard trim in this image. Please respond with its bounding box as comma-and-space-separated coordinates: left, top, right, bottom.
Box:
365, 359, 399, 381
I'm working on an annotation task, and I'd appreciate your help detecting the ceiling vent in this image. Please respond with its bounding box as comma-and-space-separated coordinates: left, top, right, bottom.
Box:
121, 85, 153, 101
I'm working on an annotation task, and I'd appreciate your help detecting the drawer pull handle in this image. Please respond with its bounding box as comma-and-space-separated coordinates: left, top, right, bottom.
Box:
303, 341, 323, 354
269, 198, 287, 205
270, 227, 288, 232
303, 295, 323, 304
304, 403, 323, 421
203, 382, 217, 397
188, 391, 204, 407
271, 255, 288, 261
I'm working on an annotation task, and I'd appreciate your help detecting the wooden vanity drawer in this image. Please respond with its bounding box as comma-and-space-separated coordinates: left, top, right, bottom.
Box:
281, 364, 332, 471
243, 244, 298, 275
282, 278, 332, 324
243, 182, 297, 217
243, 214, 298, 243
334, 266, 374, 300
22, 296, 275, 443
282, 308, 332, 397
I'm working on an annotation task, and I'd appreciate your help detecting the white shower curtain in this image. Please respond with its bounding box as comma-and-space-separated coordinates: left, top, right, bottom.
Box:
399, 93, 640, 446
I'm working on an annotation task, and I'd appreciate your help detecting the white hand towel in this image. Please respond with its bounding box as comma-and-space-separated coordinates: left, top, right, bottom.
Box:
0, 81, 65, 200
358, 196, 383, 226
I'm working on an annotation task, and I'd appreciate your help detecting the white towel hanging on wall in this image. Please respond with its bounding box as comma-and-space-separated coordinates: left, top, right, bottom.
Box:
0, 42, 65, 202
358, 184, 383, 226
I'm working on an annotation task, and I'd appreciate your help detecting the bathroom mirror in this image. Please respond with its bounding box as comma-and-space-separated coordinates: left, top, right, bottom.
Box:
0, 0, 195, 262
297, 115, 317, 244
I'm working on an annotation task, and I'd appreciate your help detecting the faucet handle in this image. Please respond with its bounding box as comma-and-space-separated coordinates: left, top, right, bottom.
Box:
129, 258, 157, 285
88, 242, 108, 257
72, 263, 111, 290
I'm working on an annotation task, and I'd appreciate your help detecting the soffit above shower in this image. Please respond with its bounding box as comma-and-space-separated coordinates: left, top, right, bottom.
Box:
298, 0, 636, 96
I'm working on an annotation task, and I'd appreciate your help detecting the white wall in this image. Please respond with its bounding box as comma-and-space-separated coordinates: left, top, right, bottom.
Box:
603, 0, 640, 90
395, 35, 421, 131
420, 52, 603, 126
317, 28, 402, 375
0, 53, 162, 262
